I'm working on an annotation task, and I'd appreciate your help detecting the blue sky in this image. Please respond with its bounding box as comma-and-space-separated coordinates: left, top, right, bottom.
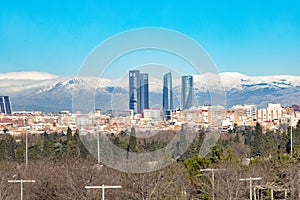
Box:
0, 0, 299, 76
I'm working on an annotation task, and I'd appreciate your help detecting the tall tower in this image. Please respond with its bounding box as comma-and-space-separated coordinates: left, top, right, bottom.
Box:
129, 70, 141, 114
139, 73, 149, 113
0, 96, 12, 114
163, 72, 173, 111
181, 75, 193, 110
129, 70, 149, 114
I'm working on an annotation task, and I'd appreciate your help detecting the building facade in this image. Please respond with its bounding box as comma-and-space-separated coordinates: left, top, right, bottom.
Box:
163, 72, 173, 119
139, 73, 149, 113
0, 96, 12, 115
181, 75, 194, 110
129, 70, 149, 114
129, 70, 141, 114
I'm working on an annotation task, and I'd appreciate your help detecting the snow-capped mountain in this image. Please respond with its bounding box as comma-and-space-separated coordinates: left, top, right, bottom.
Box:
2, 71, 300, 112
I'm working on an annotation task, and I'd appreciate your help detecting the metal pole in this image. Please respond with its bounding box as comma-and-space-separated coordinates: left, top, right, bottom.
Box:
25, 132, 28, 167
200, 168, 225, 200
20, 179, 23, 200
271, 189, 273, 200
85, 185, 122, 200
250, 178, 252, 200
212, 170, 215, 200
102, 184, 105, 200
240, 177, 262, 200
290, 122, 293, 155
8, 179, 35, 200
254, 186, 256, 200
98, 132, 100, 165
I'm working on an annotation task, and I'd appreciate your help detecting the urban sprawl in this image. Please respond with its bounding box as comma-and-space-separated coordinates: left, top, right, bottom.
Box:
1, 71, 299, 135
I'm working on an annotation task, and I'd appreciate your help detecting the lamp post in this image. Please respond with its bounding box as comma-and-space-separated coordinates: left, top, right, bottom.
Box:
25, 131, 28, 167
8, 179, 35, 200
290, 117, 293, 155
25, 118, 29, 167
85, 184, 122, 200
239, 177, 262, 200
200, 168, 225, 200
94, 122, 103, 168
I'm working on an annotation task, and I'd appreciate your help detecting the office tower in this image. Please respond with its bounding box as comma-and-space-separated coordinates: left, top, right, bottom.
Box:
163, 72, 173, 111
0, 96, 12, 114
181, 75, 193, 109
139, 73, 149, 113
129, 70, 149, 114
129, 70, 141, 114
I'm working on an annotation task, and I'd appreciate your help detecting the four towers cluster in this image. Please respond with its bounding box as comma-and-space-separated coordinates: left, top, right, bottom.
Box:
129, 70, 194, 115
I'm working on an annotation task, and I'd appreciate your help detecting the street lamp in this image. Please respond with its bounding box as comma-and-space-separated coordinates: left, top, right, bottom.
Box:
85, 184, 122, 200
94, 122, 103, 168
8, 179, 35, 200
239, 177, 262, 200
200, 168, 225, 200
290, 117, 293, 155
24, 118, 29, 167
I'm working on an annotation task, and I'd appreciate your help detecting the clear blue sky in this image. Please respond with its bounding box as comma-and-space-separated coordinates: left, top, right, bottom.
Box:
0, 0, 299, 76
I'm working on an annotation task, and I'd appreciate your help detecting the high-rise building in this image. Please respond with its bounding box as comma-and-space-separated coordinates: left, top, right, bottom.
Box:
163, 72, 173, 111
139, 73, 149, 112
0, 96, 12, 114
129, 70, 149, 114
181, 75, 194, 110
129, 70, 141, 114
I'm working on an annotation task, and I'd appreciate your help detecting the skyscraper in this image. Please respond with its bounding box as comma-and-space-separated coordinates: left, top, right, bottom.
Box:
129, 70, 149, 114
163, 72, 173, 111
0, 96, 12, 114
181, 75, 193, 110
129, 70, 140, 114
139, 73, 149, 113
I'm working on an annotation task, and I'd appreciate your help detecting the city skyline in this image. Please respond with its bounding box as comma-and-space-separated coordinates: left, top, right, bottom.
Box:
1, 2, 300, 199
130, 70, 196, 112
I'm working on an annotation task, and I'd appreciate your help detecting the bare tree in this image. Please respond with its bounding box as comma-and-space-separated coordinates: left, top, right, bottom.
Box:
122, 162, 189, 200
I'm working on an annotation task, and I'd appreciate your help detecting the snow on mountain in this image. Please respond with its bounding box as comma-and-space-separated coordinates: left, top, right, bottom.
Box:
1, 71, 300, 112
219, 72, 300, 90
196, 72, 300, 91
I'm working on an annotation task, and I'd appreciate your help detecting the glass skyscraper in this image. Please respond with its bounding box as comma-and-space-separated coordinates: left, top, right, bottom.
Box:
163, 72, 173, 111
0, 96, 12, 114
129, 70, 149, 114
181, 75, 194, 110
139, 73, 149, 113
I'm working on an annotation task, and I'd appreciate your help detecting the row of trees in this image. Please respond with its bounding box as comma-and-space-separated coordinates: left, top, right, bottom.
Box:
0, 127, 88, 163
0, 122, 299, 199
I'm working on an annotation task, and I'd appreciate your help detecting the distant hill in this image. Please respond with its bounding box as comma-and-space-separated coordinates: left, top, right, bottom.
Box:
1, 71, 300, 112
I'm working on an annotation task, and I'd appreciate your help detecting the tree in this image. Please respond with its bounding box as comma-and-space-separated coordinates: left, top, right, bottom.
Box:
233, 133, 240, 143
123, 163, 188, 200
293, 120, 300, 146
65, 129, 89, 158
252, 122, 265, 157
129, 127, 137, 152
0, 140, 7, 160
15, 138, 25, 162
0, 135, 15, 161
43, 131, 54, 158
67, 126, 72, 142
73, 129, 89, 158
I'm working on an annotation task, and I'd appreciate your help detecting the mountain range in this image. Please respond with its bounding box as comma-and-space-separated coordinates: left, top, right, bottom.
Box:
1, 71, 300, 112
